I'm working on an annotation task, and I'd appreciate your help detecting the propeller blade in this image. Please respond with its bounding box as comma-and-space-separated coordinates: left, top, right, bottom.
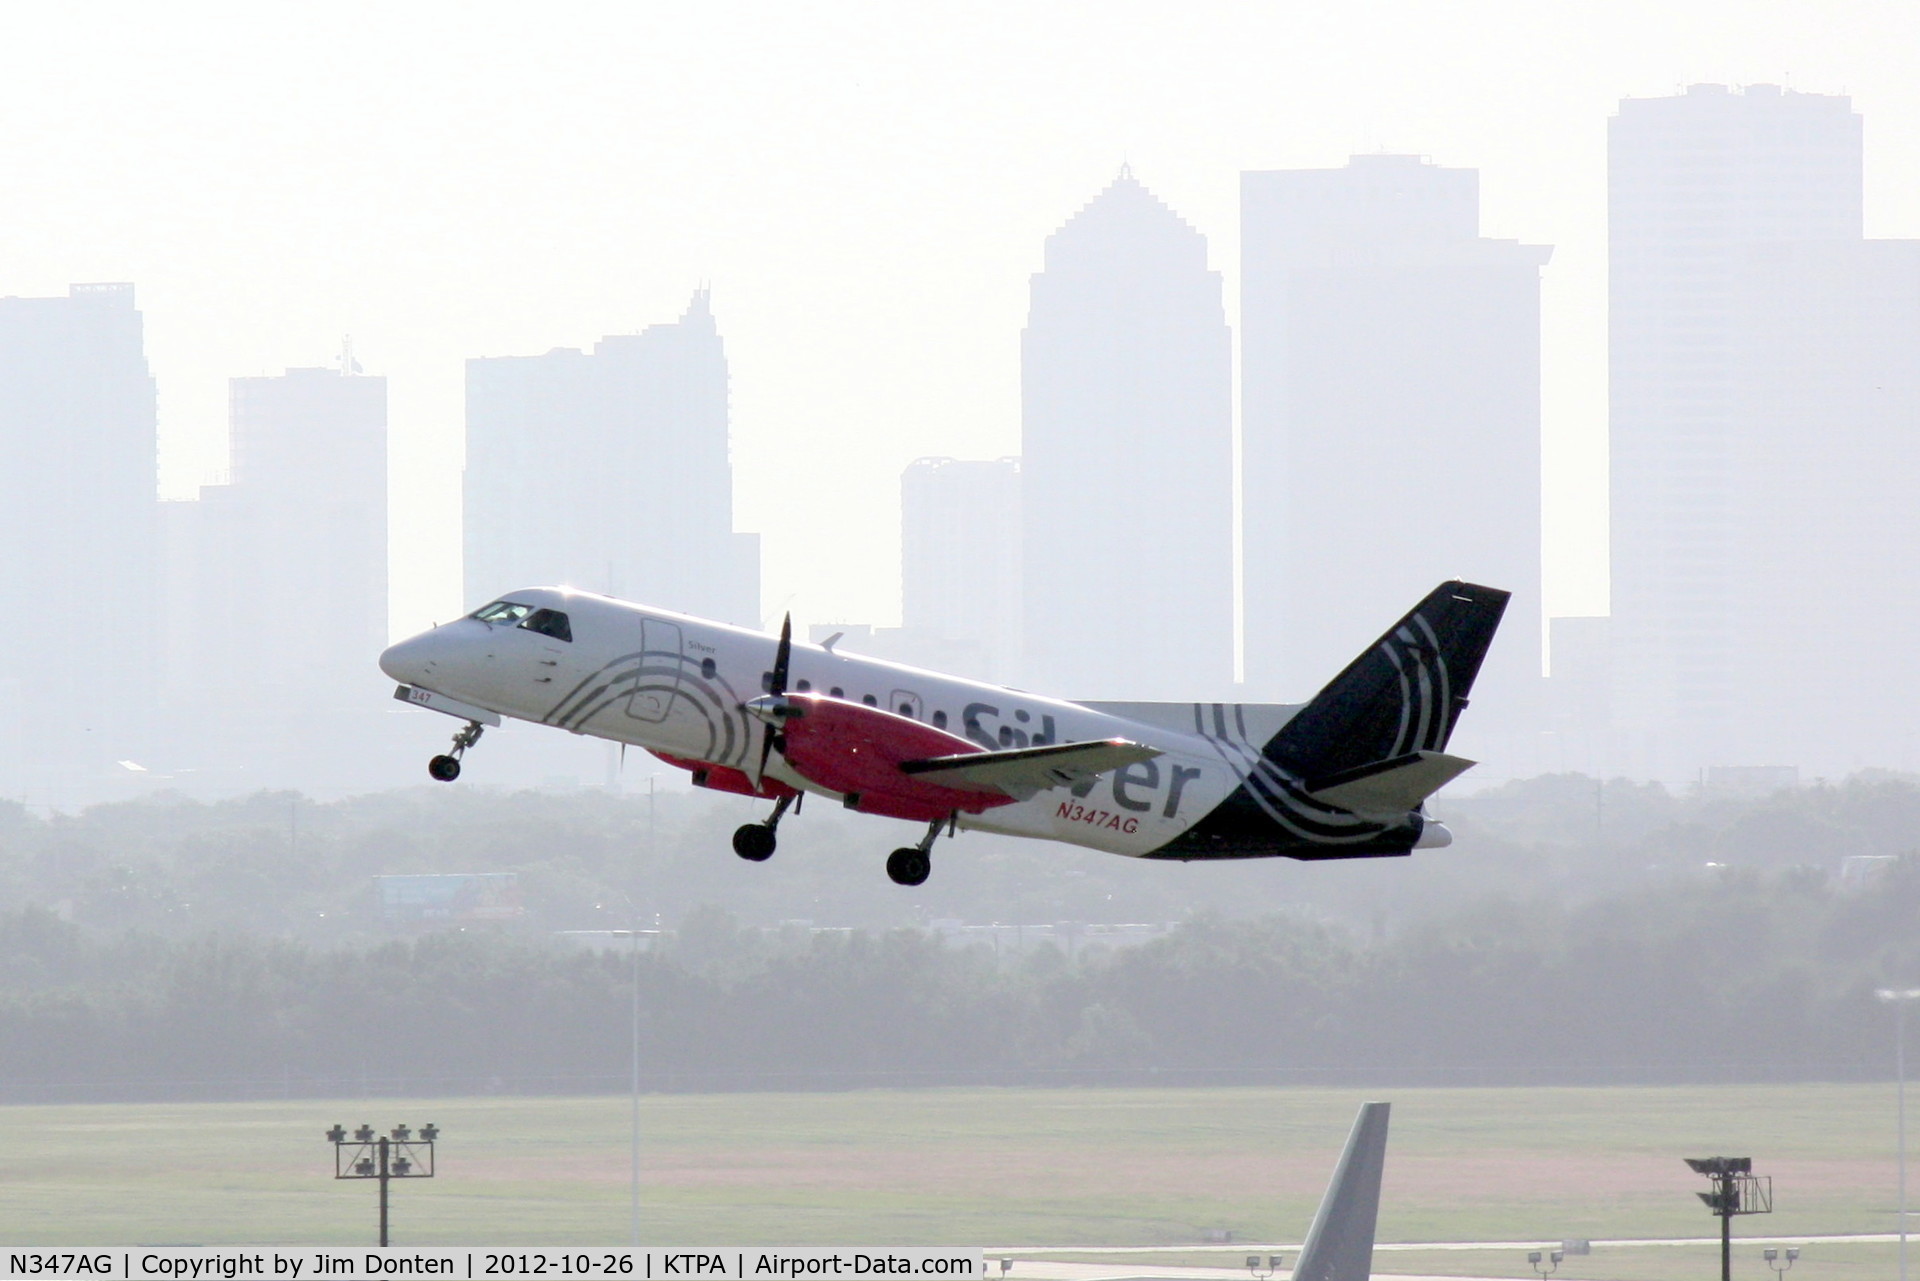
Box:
749, 614, 795, 789
755, 727, 778, 788
770, 613, 793, 697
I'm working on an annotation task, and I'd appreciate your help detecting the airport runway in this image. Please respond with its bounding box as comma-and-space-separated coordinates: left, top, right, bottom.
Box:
1006, 1268, 1450, 1281
992, 1234, 1902, 1281
989, 1232, 1901, 1253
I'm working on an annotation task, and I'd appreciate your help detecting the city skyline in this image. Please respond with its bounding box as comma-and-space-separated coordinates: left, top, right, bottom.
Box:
15, 4, 1920, 644
5, 73, 1920, 795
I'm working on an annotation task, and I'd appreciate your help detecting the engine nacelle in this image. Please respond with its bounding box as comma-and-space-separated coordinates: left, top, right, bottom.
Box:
649, 750, 799, 800
777, 695, 1014, 821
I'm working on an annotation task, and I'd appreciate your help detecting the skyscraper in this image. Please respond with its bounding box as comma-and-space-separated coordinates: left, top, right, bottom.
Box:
163, 363, 392, 791
0, 283, 158, 796
1240, 155, 1550, 733
900, 456, 1021, 683
1609, 84, 1863, 773
1020, 170, 1234, 699
1720, 237, 1920, 773
173, 366, 387, 708
465, 291, 759, 626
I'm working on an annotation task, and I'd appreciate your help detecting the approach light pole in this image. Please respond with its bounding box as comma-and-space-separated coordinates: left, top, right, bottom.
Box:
602, 890, 647, 1247
1525, 1250, 1562, 1279
1880, 987, 1920, 1281
1244, 1255, 1283, 1280
1763, 1246, 1800, 1278
1685, 1156, 1772, 1281
327, 1123, 438, 1246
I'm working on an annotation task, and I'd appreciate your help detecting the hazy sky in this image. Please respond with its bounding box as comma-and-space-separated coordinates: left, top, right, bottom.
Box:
7, 1, 1918, 642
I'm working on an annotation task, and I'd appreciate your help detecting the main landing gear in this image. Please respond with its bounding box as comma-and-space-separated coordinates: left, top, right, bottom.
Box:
727, 797, 953, 886
732, 793, 796, 862
428, 721, 485, 782
885, 815, 952, 888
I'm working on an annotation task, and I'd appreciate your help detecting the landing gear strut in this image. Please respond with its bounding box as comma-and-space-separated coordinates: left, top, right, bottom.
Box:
886, 815, 951, 887
732, 793, 796, 862
428, 721, 485, 782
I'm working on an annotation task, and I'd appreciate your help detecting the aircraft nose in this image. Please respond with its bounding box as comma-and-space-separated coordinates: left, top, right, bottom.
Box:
380, 629, 448, 686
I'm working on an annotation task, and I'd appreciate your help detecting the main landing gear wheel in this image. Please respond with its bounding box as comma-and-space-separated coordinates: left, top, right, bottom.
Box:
885, 813, 952, 887
886, 847, 931, 887
427, 720, 485, 783
732, 823, 776, 862
732, 793, 796, 862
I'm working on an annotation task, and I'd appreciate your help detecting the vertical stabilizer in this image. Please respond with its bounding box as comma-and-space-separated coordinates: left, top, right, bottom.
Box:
1263, 582, 1508, 781
1292, 1101, 1390, 1281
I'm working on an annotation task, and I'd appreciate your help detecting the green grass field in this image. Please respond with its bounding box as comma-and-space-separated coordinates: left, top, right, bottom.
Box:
0, 1084, 1905, 1277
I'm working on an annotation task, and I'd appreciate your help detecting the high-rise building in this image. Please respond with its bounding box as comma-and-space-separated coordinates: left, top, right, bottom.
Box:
465, 291, 758, 626
163, 363, 393, 792
1020, 170, 1234, 699
1721, 237, 1920, 773
899, 456, 1021, 683
1609, 85, 1862, 773
1240, 155, 1550, 736
0, 283, 159, 798
174, 366, 387, 708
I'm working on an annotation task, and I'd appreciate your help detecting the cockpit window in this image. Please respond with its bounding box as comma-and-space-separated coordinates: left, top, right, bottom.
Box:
519, 608, 573, 643
472, 601, 533, 625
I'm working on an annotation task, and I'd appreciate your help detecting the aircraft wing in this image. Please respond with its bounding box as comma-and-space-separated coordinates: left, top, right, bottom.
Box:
899, 739, 1161, 802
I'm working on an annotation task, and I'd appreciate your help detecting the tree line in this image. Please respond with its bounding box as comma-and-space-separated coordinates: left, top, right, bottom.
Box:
5, 769, 1920, 946
1, 857, 1914, 1103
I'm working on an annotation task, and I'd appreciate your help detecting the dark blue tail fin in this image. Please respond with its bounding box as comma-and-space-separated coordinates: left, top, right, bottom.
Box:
1263, 581, 1509, 781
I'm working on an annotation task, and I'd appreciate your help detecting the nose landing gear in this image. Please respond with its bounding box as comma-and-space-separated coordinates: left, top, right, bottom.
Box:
732, 792, 796, 862
428, 721, 485, 782
885, 814, 952, 887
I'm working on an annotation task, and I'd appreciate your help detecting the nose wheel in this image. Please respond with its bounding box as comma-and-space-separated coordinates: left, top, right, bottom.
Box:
428, 721, 485, 782
885, 815, 950, 887
732, 793, 796, 862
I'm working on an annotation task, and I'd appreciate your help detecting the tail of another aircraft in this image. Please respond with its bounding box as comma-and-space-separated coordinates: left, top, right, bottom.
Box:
1262, 581, 1508, 788
1292, 1101, 1391, 1281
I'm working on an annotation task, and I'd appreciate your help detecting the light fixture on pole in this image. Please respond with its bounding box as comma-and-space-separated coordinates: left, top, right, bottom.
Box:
1685, 1157, 1771, 1281
1762, 1246, 1799, 1277
327, 1122, 438, 1246
1244, 1256, 1283, 1280
1526, 1250, 1562, 1279
1880, 986, 1920, 1281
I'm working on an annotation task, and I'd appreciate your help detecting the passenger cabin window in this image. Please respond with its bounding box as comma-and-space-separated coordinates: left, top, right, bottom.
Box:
898, 702, 914, 718
830, 686, 845, 699
932, 710, 948, 730
472, 601, 532, 625
862, 694, 878, 708
797, 679, 812, 692
518, 608, 573, 642
700, 658, 717, 679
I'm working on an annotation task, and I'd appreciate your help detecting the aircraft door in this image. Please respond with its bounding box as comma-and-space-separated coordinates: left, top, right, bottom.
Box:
625, 618, 683, 723
889, 690, 924, 721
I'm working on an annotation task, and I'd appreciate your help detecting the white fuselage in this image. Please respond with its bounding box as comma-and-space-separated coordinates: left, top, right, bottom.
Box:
380, 587, 1289, 858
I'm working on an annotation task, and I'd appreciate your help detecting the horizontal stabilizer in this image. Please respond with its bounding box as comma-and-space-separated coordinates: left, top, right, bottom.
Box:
900, 739, 1160, 801
1305, 750, 1475, 814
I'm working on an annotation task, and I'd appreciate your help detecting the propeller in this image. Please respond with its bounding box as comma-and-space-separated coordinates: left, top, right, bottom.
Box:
744, 613, 799, 788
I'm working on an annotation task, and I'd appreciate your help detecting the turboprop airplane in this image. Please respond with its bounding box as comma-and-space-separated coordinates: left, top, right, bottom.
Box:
379, 581, 1507, 886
